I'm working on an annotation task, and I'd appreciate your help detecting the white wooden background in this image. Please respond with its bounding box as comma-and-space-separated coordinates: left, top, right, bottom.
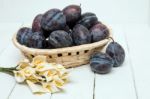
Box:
0, 0, 150, 99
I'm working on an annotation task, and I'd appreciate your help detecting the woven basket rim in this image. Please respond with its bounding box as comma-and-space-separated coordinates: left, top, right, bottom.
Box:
12, 33, 111, 54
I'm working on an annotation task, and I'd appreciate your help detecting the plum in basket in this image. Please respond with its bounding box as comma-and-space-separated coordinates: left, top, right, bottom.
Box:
90, 23, 109, 42
32, 14, 43, 32
72, 24, 91, 45
17, 27, 33, 46
48, 30, 73, 48
28, 32, 46, 49
77, 12, 98, 29
41, 9, 66, 33
63, 4, 81, 29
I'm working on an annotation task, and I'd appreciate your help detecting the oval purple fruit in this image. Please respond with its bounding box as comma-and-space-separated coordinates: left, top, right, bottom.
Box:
90, 23, 109, 42
17, 27, 33, 46
32, 14, 43, 32
48, 30, 73, 48
90, 53, 114, 74
63, 5, 81, 29
77, 12, 98, 29
106, 42, 125, 67
41, 9, 66, 32
28, 32, 46, 49
72, 24, 91, 45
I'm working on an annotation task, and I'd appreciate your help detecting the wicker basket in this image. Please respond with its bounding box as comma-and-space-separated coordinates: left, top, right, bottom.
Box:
12, 32, 111, 68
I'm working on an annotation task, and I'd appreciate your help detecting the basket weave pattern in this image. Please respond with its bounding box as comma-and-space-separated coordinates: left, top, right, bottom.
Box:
13, 34, 110, 68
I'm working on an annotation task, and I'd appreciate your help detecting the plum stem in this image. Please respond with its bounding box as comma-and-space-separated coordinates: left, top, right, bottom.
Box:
80, 3, 81, 7
107, 37, 115, 42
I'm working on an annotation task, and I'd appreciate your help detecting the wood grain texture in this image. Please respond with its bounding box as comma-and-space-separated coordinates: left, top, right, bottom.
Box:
124, 24, 150, 99
0, 23, 22, 99
9, 83, 51, 99
0, 43, 23, 99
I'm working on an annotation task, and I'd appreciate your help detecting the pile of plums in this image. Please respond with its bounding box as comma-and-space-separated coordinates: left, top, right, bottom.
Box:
16, 4, 110, 49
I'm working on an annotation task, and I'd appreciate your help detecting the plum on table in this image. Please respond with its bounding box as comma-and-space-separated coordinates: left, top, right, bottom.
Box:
90, 53, 114, 74
106, 42, 125, 67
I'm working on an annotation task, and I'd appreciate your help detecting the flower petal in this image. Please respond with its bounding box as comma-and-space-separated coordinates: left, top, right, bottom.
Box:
13, 71, 25, 83
42, 82, 59, 93
26, 74, 45, 83
35, 63, 55, 72
22, 67, 35, 77
26, 80, 48, 94
42, 71, 54, 82
53, 75, 65, 88
16, 59, 30, 70
32, 55, 47, 66
17, 62, 30, 70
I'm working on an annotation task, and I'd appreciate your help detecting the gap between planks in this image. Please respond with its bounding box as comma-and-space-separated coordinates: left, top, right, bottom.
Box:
7, 83, 17, 99
123, 24, 150, 99
93, 73, 96, 99
123, 24, 139, 99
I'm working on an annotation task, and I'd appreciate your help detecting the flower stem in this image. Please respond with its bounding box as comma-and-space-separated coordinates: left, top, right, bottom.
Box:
0, 67, 16, 76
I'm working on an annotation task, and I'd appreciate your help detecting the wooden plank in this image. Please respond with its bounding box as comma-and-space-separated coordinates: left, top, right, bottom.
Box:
0, 42, 23, 99
94, 24, 137, 99
9, 84, 51, 99
0, 23, 22, 99
51, 65, 94, 99
124, 24, 150, 99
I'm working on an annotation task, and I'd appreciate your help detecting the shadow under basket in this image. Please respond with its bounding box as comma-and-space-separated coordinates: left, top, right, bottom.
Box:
12, 34, 111, 68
